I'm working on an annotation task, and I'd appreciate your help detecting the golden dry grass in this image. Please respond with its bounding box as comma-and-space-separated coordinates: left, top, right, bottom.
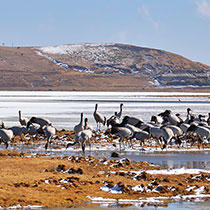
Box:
0, 130, 210, 208
0, 150, 210, 209
1, 45, 210, 91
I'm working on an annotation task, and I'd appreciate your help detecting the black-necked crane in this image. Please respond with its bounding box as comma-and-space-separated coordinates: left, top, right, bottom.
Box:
9, 125, 28, 142
79, 118, 93, 154
1, 122, 27, 144
132, 130, 150, 146
0, 128, 13, 149
84, 117, 93, 131
18, 110, 29, 126
207, 113, 210, 126
74, 113, 84, 138
66, 113, 84, 150
116, 103, 123, 119
150, 115, 163, 126
66, 117, 93, 154
183, 108, 193, 124
110, 126, 133, 151
107, 112, 120, 127
159, 110, 182, 126
121, 115, 144, 128
44, 124, 56, 150
26, 116, 51, 134
161, 126, 174, 150
93, 104, 106, 130
186, 124, 210, 148
26, 124, 40, 142
144, 125, 164, 146
166, 125, 183, 137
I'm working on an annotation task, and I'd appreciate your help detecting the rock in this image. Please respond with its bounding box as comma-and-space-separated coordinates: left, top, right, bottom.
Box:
136, 171, 151, 181
56, 164, 66, 172
118, 172, 126, 176
124, 158, 131, 165
151, 180, 158, 186
116, 162, 124, 168
103, 157, 109, 162
154, 185, 168, 193
111, 152, 120, 158
162, 178, 169, 182
77, 168, 83, 174
66, 168, 83, 175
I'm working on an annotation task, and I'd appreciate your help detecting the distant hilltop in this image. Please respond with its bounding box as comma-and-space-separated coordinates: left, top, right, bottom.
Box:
0, 43, 210, 91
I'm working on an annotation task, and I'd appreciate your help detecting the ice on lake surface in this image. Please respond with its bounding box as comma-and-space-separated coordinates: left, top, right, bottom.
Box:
0, 91, 210, 130
1, 91, 210, 170
1, 91, 210, 210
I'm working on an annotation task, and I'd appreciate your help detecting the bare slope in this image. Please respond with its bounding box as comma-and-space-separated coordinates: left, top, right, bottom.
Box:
0, 43, 210, 91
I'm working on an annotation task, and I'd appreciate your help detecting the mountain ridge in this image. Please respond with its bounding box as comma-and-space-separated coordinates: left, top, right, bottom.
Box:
0, 43, 210, 91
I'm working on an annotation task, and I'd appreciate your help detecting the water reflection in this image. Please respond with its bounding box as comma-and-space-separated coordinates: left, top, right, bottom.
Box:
52, 201, 210, 210
117, 150, 210, 170
161, 160, 210, 170
5, 142, 210, 170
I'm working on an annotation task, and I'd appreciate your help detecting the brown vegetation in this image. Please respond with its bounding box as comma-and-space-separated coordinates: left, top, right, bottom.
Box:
1, 129, 210, 208
1, 44, 210, 91
0, 150, 210, 209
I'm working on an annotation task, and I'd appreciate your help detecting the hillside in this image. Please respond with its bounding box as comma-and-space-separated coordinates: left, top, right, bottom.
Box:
0, 43, 210, 91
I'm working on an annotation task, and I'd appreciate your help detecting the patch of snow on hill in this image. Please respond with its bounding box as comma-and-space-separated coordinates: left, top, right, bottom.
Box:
36, 51, 94, 73
36, 51, 71, 69
149, 79, 161, 87
37, 43, 120, 63
38, 43, 113, 55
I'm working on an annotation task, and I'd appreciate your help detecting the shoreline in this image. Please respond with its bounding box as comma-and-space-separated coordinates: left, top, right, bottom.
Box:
0, 88, 209, 94
1, 150, 210, 209
0, 90, 210, 98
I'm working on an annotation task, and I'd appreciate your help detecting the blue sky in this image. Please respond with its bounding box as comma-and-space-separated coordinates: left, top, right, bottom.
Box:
0, 0, 210, 65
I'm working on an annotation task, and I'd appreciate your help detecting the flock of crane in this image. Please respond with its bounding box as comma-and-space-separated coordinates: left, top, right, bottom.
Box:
0, 111, 56, 150
68, 103, 210, 153
0, 103, 210, 153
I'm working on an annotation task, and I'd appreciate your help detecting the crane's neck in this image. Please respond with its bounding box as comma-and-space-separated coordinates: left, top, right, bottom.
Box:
19, 112, 21, 120
95, 104, 98, 112
80, 113, 84, 125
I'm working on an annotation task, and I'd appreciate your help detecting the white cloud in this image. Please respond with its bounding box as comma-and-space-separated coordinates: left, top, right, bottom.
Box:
196, 0, 210, 19
138, 4, 159, 30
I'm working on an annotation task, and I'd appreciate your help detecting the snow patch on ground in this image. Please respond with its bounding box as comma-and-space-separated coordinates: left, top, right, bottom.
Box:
100, 183, 123, 194
145, 168, 210, 175
6, 205, 42, 209
88, 193, 210, 205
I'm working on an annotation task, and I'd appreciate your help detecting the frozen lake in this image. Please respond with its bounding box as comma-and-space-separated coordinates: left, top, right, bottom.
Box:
1, 91, 210, 170
1, 91, 210, 130
1, 91, 210, 210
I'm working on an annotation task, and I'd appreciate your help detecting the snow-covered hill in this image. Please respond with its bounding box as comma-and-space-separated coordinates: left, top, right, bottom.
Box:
36, 43, 210, 87
0, 43, 210, 91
